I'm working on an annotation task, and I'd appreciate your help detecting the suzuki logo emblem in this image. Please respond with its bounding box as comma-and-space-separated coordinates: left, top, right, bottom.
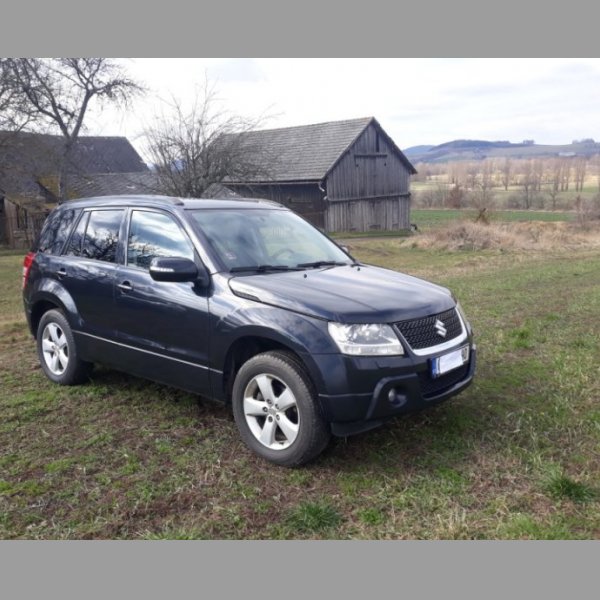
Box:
435, 319, 447, 338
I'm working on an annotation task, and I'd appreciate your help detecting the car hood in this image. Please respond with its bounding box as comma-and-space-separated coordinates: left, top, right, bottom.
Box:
228, 264, 455, 323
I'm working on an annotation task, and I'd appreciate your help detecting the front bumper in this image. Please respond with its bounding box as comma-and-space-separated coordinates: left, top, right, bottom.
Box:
314, 342, 477, 437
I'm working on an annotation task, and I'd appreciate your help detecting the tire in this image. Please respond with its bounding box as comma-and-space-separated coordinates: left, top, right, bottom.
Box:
232, 350, 330, 467
37, 309, 92, 385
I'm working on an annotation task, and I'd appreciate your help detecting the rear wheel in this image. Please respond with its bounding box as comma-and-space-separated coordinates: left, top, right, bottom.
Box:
37, 309, 92, 385
232, 351, 330, 467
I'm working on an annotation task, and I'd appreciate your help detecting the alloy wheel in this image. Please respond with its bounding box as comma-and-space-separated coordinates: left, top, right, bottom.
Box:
41, 322, 69, 376
243, 373, 300, 450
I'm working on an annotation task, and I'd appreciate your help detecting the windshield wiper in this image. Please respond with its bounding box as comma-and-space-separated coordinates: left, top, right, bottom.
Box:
296, 260, 349, 269
229, 265, 297, 273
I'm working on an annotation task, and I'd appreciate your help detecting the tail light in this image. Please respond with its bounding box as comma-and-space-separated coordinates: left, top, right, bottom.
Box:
22, 252, 36, 289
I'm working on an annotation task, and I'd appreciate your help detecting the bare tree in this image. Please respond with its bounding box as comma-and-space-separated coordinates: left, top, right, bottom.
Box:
144, 84, 272, 198
472, 159, 495, 209
1, 60, 19, 131
573, 157, 587, 192
519, 159, 535, 209
500, 157, 512, 191
411, 162, 429, 183
532, 158, 544, 193
0, 59, 36, 135
465, 161, 479, 190
446, 183, 465, 209
560, 158, 571, 191
6, 58, 142, 202
416, 183, 448, 208
546, 159, 561, 210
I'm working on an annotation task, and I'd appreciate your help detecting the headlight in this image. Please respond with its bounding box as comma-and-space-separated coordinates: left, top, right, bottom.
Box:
327, 323, 404, 356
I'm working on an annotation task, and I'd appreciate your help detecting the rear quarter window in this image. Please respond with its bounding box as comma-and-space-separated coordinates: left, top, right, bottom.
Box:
37, 209, 80, 255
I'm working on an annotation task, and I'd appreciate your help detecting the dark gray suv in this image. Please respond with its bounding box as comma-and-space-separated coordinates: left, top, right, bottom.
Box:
23, 195, 476, 466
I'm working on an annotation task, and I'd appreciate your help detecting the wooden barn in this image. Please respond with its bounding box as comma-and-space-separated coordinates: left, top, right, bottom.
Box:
0, 132, 150, 248
223, 117, 416, 232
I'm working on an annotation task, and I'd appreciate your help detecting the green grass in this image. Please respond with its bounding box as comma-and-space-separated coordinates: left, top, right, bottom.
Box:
1, 233, 599, 539
0, 248, 28, 257
284, 502, 342, 534
544, 472, 596, 503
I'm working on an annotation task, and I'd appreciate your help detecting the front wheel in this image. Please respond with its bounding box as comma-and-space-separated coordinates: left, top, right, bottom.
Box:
232, 351, 330, 467
37, 309, 92, 385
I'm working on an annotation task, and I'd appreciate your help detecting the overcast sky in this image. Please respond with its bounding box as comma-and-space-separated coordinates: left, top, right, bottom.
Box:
89, 58, 600, 154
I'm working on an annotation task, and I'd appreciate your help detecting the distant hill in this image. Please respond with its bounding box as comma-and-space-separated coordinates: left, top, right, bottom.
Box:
403, 145, 435, 158
404, 139, 600, 163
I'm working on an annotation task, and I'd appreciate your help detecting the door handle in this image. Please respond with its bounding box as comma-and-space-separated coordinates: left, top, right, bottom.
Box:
56, 268, 66, 279
117, 281, 133, 292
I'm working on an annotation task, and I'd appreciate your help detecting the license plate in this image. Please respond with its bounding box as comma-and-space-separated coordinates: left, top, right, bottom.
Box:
431, 345, 470, 378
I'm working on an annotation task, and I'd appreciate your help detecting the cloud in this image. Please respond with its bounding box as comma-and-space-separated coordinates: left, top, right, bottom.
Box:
89, 58, 600, 150
209, 58, 265, 83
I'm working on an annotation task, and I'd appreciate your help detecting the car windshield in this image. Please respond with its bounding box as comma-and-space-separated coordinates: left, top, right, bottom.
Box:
190, 208, 352, 272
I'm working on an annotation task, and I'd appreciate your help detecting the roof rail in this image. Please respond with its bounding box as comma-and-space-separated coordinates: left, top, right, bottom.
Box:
167, 197, 185, 206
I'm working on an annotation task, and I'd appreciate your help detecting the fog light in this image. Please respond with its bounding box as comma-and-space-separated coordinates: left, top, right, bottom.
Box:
387, 388, 407, 408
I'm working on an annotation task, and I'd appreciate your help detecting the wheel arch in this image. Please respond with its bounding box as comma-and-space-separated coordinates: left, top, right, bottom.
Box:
218, 331, 326, 406
30, 298, 62, 336
28, 282, 79, 336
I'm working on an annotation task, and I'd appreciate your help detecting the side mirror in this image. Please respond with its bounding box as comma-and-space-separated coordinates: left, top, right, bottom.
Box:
340, 245, 350, 254
149, 257, 204, 284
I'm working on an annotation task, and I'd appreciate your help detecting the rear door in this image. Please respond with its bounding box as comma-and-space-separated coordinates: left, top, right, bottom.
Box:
58, 208, 125, 341
112, 208, 211, 396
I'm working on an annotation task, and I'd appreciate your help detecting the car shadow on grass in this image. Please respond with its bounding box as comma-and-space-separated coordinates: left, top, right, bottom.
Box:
84, 366, 232, 421
321, 396, 488, 474
86, 365, 488, 475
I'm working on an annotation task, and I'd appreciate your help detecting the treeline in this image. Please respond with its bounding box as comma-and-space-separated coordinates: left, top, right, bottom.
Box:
413, 156, 600, 210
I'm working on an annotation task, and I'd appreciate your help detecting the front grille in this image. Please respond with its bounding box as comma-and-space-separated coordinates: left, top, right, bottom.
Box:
396, 308, 462, 350
418, 363, 470, 398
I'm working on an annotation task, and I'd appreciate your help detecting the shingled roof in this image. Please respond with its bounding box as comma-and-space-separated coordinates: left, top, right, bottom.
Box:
68, 172, 159, 199
0, 131, 148, 196
224, 117, 416, 183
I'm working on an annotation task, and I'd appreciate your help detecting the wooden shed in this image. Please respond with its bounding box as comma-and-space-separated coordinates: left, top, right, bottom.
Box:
0, 131, 150, 248
223, 117, 417, 232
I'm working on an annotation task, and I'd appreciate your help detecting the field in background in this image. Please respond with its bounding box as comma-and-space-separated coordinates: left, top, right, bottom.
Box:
1, 229, 599, 539
410, 208, 573, 231
412, 180, 599, 210
329, 208, 574, 239
411, 157, 600, 213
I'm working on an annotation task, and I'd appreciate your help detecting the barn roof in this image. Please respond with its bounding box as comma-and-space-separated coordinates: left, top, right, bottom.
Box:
67, 172, 159, 199
0, 131, 148, 196
224, 117, 416, 183
202, 182, 242, 199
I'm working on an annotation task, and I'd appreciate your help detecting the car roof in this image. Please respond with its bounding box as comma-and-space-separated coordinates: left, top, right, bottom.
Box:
56, 195, 286, 211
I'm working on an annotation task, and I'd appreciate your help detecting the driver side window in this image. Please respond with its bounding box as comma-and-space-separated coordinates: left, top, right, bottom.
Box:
127, 210, 194, 270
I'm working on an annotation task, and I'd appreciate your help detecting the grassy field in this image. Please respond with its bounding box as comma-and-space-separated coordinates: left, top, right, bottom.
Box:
329, 209, 574, 238
411, 178, 600, 210
410, 208, 573, 231
1, 241, 599, 539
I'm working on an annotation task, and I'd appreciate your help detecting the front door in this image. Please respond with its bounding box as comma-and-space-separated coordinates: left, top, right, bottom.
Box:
112, 209, 211, 397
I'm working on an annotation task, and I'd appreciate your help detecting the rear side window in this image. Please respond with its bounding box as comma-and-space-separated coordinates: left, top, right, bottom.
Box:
82, 210, 123, 263
64, 210, 123, 263
37, 209, 80, 255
